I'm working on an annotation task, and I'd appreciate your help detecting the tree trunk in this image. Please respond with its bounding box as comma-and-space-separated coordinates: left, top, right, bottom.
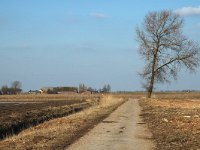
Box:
147, 54, 157, 98
147, 80, 154, 98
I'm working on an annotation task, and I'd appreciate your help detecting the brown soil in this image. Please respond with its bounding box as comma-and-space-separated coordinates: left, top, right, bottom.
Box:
0, 99, 93, 139
139, 98, 200, 150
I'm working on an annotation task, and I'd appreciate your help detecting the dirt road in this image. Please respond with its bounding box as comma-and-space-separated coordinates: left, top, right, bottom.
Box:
67, 99, 154, 150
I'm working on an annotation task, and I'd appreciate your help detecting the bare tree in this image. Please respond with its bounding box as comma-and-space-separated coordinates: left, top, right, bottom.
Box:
11, 81, 22, 94
78, 83, 87, 93
102, 84, 111, 93
136, 10, 200, 98
12, 81, 22, 89
1, 85, 9, 95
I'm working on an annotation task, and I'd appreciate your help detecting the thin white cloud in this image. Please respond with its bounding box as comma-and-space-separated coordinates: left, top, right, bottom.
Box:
174, 6, 200, 16
89, 12, 108, 19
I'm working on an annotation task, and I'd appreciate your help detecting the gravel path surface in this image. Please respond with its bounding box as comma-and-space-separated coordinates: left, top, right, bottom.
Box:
67, 99, 154, 150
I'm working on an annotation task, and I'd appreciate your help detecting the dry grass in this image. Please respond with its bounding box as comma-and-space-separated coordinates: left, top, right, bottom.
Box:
0, 95, 126, 150
147, 99, 200, 109
151, 92, 200, 100
99, 95, 124, 106
139, 97, 200, 150
0, 93, 101, 102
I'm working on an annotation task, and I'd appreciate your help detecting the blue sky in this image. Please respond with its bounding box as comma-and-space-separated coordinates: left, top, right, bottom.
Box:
0, 1, 200, 91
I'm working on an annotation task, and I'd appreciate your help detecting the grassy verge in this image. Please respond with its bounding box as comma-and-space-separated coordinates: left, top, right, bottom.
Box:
139, 98, 200, 150
0, 93, 101, 101
0, 95, 126, 150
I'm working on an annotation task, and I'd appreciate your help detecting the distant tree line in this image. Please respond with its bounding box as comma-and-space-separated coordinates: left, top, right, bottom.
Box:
45, 86, 78, 94
0, 82, 111, 95
79, 83, 111, 93
42, 84, 111, 94
99, 84, 111, 93
0, 81, 22, 95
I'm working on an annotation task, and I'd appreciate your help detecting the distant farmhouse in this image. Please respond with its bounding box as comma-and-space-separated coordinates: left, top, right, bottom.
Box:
84, 89, 99, 94
40, 86, 78, 94
28, 90, 41, 94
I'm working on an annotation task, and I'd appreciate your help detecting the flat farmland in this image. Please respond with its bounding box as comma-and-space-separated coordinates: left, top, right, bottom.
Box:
0, 95, 126, 150
139, 92, 200, 150
1, 92, 200, 150
0, 94, 101, 139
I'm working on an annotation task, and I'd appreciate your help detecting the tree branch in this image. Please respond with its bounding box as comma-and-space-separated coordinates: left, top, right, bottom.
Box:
155, 54, 193, 73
